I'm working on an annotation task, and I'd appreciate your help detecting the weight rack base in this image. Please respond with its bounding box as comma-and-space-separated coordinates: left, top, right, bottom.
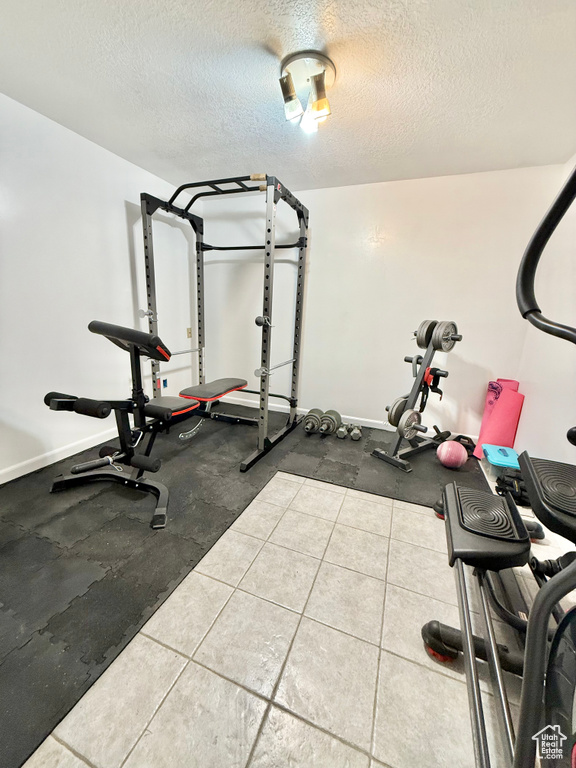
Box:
372, 436, 444, 473
51, 469, 169, 529
240, 416, 303, 472
197, 409, 259, 427
371, 448, 413, 472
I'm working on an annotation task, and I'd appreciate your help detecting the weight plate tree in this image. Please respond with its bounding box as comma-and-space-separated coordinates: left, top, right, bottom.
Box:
140, 174, 309, 471
373, 319, 462, 472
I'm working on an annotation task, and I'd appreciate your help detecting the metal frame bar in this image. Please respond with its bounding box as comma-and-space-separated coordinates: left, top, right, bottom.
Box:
454, 560, 492, 768
477, 571, 515, 764
257, 179, 277, 451
139, 174, 309, 472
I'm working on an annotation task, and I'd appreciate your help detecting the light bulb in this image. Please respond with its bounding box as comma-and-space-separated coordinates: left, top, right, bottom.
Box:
300, 102, 318, 133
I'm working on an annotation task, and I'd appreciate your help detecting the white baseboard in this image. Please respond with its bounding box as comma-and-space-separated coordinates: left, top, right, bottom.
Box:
222, 394, 388, 431
0, 427, 118, 486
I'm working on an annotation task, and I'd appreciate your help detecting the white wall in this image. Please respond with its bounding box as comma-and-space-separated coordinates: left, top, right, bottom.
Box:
514, 157, 576, 463
0, 94, 197, 484
201, 164, 576, 462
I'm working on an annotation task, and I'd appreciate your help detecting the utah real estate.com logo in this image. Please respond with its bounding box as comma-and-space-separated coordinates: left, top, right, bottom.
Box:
532, 725, 567, 760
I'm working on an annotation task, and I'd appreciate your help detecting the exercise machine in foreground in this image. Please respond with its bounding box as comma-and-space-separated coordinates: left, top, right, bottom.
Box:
140, 174, 308, 472
372, 319, 462, 472
422, 164, 576, 767
45, 322, 200, 529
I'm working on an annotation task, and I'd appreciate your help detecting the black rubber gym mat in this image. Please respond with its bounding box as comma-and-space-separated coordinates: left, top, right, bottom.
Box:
0, 405, 488, 767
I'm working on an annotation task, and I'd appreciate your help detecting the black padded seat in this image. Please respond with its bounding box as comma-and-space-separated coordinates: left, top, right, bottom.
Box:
519, 453, 576, 546
179, 378, 247, 402
144, 396, 199, 421
444, 483, 530, 571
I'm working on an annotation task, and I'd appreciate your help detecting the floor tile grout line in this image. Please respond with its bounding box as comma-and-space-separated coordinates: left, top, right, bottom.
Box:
262, 699, 391, 764
139, 631, 191, 660
187, 657, 272, 704
377, 645, 480, 692
298, 614, 383, 650
195, 527, 267, 588
244, 519, 341, 768
119, 659, 192, 768
370, 522, 393, 761
243, 701, 274, 768
50, 733, 98, 768
334, 518, 392, 540
383, 578, 460, 610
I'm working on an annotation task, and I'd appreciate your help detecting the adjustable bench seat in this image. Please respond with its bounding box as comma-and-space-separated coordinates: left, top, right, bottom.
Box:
144, 396, 200, 421
179, 378, 247, 402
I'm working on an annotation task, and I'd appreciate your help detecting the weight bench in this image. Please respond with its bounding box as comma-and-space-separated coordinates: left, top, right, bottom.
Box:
180, 378, 249, 420
46, 321, 200, 529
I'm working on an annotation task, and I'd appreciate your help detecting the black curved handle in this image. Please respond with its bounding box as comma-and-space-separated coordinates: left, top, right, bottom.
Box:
516, 165, 576, 343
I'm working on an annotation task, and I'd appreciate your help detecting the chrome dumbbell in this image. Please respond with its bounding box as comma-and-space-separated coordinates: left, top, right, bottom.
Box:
304, 408, 323, 433
319, 410, 342, 435
349, 424, 362, 441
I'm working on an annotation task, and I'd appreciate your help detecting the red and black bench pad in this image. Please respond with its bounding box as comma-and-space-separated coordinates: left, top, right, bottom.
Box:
144, 396, 200, 421
179, 378, 247, 402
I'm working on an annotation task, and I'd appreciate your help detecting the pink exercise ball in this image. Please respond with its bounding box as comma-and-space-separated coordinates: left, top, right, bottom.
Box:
437, 440, 468, 469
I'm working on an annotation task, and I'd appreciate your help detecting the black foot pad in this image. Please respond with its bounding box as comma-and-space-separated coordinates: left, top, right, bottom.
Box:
531, 458, 576, 516
458, 488, 520, 541
444, 483, 530, 570
151, 511, 167, 530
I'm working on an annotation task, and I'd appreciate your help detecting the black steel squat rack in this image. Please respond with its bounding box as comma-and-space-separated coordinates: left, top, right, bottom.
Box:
139, 174, 309, 471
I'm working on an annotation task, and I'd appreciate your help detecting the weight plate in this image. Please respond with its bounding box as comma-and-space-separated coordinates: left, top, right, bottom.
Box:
398, 409, 422, 440
320, 409, 342, 434
388, 396, 408, 427
416, 320, 438, 349
431, 321, 458, 352
304, 408, 323, 432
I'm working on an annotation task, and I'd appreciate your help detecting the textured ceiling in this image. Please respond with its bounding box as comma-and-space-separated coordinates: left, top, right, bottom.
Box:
1, 0, 575, 191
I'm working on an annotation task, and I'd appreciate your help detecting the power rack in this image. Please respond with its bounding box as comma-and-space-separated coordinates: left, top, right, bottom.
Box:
140, 174, 309, 471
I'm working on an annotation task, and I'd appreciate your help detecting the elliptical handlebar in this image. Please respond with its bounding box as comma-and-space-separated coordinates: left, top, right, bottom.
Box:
516, 164, 576, 344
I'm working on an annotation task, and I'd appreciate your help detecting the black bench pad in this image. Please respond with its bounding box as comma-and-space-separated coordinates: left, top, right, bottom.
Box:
144, 396, 199, 421
179, 378, 247, 402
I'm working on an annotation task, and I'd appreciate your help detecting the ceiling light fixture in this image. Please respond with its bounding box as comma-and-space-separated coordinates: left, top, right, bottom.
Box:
279, 51, 336, 133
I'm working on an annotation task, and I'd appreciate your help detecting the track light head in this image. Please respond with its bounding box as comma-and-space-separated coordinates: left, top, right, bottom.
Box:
279, 73, 304, 122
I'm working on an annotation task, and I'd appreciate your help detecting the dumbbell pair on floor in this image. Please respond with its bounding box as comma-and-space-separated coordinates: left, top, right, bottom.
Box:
304, 409, 362, 440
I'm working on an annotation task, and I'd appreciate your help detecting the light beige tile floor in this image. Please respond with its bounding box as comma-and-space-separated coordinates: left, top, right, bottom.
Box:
22, 471, 567, 768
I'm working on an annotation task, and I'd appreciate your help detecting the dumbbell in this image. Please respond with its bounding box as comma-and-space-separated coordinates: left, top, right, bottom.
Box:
304, 408, 323, 433
336, 423, 349, 439
349, 425, 362, 441
319, 410, 342, 435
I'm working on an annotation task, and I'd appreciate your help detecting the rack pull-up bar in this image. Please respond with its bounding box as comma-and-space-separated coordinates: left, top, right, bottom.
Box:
202, 242, 301, 252
169, 174, 268, 211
